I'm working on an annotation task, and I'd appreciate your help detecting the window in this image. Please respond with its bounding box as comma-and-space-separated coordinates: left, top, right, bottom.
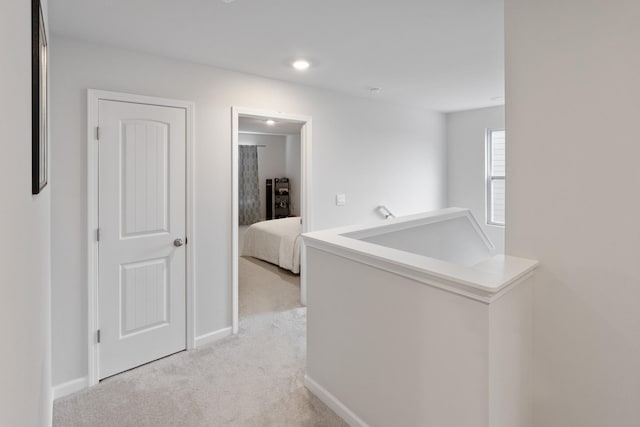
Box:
486, 129, 505, 226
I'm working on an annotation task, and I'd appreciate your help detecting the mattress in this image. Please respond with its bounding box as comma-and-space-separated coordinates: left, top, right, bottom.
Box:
241, 217, 302, 274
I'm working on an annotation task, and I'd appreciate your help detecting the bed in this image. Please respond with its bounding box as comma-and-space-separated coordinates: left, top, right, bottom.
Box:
241, 217, 302, 274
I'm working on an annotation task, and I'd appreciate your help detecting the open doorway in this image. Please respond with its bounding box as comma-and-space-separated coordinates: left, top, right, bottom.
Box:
231, 108, 312, 334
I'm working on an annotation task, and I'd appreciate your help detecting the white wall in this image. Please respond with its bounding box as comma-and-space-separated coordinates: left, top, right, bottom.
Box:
305, 244, 533, 427
285, 134, 301, 216
50, 37, 446, 388
447, 106, 505, 253
0, 0, 52, 425
238, 133, 288, 220
505, 1, 640, 426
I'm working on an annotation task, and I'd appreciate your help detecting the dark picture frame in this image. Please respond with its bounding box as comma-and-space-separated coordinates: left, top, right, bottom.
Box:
31, 0, 48, 194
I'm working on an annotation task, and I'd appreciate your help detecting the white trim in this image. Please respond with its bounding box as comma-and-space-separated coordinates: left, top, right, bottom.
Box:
304, 375, 370, 427
231, 109, 239, 335
185, 95, 197, 351
299, 121, 312, 306
86, 90, 99, 388
238, 130, 299, 137
86, 89, 196, 386
53, 377, 89, 400
302, 208, 538, 304
231, 107, 313, 335
309, 240, 535, 303
194, 327, 233, 348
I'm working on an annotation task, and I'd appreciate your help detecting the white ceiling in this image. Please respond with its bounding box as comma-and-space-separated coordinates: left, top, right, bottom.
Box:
49, 0, 504, 112
239, 117, 303, 135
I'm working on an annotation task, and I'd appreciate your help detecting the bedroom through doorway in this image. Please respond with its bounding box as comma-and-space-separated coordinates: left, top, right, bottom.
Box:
231, 108, 312, 335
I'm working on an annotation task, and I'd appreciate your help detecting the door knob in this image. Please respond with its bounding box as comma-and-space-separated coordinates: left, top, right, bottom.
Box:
173, 238, 185, 247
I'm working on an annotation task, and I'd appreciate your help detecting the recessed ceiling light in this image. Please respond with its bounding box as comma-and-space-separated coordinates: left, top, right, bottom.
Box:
292, 60, 311, 71
221, 0, 237, 3
266, 120, 276, 126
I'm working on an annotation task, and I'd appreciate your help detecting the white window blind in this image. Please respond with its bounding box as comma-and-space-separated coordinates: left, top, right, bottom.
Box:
486, 129, 505, 226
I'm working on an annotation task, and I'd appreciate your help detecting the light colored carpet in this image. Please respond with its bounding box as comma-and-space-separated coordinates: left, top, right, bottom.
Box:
53, 256, 347, 427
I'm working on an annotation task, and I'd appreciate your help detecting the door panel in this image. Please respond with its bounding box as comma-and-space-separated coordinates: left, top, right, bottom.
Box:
121, 120, 169, 237
121, 257, 168, 336
98, 100, 186, 379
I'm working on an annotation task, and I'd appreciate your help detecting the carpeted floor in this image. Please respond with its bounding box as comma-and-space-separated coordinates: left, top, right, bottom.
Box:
53, 255, 347, 427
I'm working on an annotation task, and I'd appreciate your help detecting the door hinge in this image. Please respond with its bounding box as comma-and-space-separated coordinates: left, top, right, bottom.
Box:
97, 329, 101, 344
96, 228, 101, 242
96, 126, 100, 140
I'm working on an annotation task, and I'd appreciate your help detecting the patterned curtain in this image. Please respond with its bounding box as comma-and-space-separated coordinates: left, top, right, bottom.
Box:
238, 145, 261, 225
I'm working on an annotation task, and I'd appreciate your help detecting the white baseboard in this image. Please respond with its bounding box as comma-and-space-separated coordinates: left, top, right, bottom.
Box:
52, 328, 231, 400
53, 377, 88, 400
304, 375, 369, 427
194, 326, 233, 348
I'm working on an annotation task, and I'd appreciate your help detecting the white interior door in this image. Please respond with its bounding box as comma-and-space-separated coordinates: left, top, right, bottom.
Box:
98, 100, 187, 379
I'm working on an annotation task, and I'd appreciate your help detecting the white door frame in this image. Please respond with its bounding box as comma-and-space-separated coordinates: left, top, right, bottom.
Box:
231, 107, 313, 334
87, 89, 196, 386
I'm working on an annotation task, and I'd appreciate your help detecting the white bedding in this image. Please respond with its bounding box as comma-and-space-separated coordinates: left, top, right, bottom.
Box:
241, 217, 302, 274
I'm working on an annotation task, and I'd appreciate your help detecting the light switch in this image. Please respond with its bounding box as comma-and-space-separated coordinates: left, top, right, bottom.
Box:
336, 194, 346, 206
